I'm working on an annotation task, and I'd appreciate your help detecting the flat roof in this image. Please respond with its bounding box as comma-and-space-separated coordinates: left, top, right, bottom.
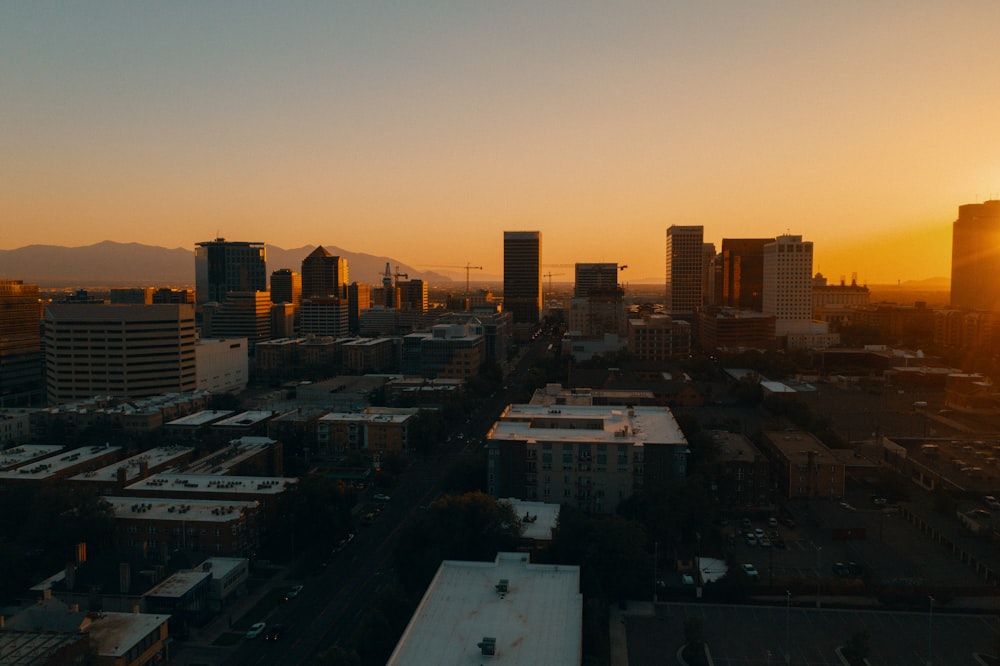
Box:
196, 557, 248, 579
764, 431, 840, 466
144, 570, 211, 599
388, 552, 582, 666
124, 473, 297, 495
0, 445, 64, 470
0, 631, 85, 665
211, 411, 275, 428
711, 431, 761, 462
105, 496, 259, 523
318, 412, 412, 425
86, 611, 170, 658
177, 438, 274, 475
164, 409, 236, 427
69, 445, 194, 483
488, 404, 686, 446
761, 380, 797, 394
0, 445, 121, 480
501, 499, 560, 541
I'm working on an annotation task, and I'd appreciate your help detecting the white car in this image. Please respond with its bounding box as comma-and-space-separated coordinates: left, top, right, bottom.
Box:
285, 584, 303, 600
246, 622, 266, 639
374, 493, 391, 501
742, 564, 759, 579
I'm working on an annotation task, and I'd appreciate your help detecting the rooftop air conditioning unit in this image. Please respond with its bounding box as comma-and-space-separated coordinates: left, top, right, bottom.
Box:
477, 637, 496, 656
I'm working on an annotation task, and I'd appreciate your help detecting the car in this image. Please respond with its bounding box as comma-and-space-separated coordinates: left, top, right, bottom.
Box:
284, 584, 303, 600
264, 624, 285, 641
754, 528, 765, 539
744, 534, 757, 547
742, 564, 759, 579
374, 493, 391, 502
758, 536, 771, 548
767, 517, 778, 527
985, 496, 1000, 510
246, 622, 266, 639
873, 497, 888, 506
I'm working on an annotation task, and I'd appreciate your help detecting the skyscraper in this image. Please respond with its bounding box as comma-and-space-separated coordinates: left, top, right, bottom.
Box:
763, 234, 813, 336
574, 263, 619, 298
301, 246, 349, 300
270, 269, 302, 307
721, 238, 773, 311
664, 225, 704, 316
195, 238, 267, 305
503, 231, 542, 325
951, 200, 1000, 311
0, 280, 42, 406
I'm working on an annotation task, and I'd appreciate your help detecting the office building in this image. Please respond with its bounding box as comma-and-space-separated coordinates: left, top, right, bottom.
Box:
194, 238, 267, 305
44, 304, 197, 404
664, 225, 704, 316
720, 238, 772, 311
762, 234, 814, 337
951, 199, 1000, 311
626, 314, 691, 360
270, 268, 302, 307
400, 279, 428, 313
402, 321, 485, 379
202, 291, 271, 351
300, 298, 350, 337
574, 263, 619, 298
152, 288, 195, 304
487, 404, 688, 514
503, 231, 542, 325
347, 282, 371, 334
301, 246, 349, 299
0, 280, 42, 406
195, 338, 249, 393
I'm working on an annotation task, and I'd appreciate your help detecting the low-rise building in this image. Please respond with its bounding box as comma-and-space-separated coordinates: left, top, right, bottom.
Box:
68, 445, 196, 495
759, 431, 845, 500
0, 445, 122, 493
316, 408, 416, 455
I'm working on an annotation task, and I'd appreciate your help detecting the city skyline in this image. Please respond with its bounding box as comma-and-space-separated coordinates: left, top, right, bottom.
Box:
4, 4, 1000, 283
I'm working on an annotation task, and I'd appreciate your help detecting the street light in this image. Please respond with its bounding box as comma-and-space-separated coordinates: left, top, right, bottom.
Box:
927, 595, 934, 666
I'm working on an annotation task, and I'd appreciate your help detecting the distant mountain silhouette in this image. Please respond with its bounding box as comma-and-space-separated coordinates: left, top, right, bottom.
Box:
0, 241, 454, 288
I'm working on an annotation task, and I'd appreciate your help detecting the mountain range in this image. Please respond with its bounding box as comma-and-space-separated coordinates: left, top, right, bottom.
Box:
0, 241, 471, 289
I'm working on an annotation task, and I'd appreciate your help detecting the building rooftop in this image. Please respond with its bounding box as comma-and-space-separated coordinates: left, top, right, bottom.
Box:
144, 570, 211, 600
711, 431, 762, 462
85, 611, 171, 659
105, 496, 259, 523
164, 409, 236, 427
764, 431, 840, 466
488, 404, 686, 446
69, 445, 194, 484
177, 437, 274, 475
0, 630, 86, 665
501, 499, 560, 542
124, 473, 297, 495
0, 445, 64, 471
387, 552, 582, 666
0, 445, 121, 481
211, 411, 276, 428
318, 412, 413, 425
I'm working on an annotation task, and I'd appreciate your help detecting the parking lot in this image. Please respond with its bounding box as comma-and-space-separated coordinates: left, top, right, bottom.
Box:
626, 602, 1000, 665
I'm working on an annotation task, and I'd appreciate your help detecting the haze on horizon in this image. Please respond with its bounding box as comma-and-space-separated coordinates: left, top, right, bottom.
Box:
4, 3, 1000, 284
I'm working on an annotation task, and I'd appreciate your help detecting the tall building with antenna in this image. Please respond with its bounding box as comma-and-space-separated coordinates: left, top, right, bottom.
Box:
195, 239, 267, 305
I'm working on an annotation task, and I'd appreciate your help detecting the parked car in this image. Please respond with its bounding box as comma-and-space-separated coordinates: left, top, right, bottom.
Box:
758, 536, 771, 548
742, 564, 759, 579
744, 534, 757, 547
767, 517, 778, 527
246, 622, 266, 639
374, 493, 391, 502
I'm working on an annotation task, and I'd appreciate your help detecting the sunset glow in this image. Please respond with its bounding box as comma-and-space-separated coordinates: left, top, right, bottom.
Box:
3, 3, 1000, 283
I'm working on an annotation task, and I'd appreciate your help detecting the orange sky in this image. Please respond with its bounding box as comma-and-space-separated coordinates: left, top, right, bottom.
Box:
3, 3, 999, 283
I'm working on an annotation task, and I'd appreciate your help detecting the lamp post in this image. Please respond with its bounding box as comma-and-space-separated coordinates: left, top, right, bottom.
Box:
815, 545, 822, 608
785, 590, 791, 664
927, 595, 934, 665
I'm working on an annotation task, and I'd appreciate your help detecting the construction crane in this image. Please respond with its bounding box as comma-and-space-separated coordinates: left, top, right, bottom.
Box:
543, 272, 564, 295
420, 263, 483, 294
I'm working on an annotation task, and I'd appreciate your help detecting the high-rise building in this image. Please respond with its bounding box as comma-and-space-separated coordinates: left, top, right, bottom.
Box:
721, 238, 773, 311
0, 280, 42, 406
44, 304, 197, 404
951, 200, 1000, 311
503, 231, 542, 325
664, 225, 704, 316
347, 282, 371, 334
195, 239, 267, 305
270, 269, 302, 307
574, 263, 618, 298
300, 298, 350, 337
570, 263, 625, 338
763, 234, 814, 336
202, 292, 272, 351
301, 246, 349, 300
399, 279, 428, 313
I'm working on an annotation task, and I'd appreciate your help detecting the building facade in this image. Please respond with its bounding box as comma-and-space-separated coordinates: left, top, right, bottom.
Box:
763, 234, 814, 337
951, 200, 1000, 311
0, 279, 42, 406
301, 246, 348, 299
44, 304, 197, 404
720, 238, 772, 311
503, 231, 542, 325
194, 239, 266, 306
665, 225, 704, 316
270, 268, 302, 307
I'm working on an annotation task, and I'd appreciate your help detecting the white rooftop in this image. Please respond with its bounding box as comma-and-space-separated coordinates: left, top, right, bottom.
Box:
0, 445, 121, 480
144, 570, 211, 600
85, 611, 170, 659
0, 445, 64, 470
388, 552, 582, 666
488, 404, 685, 446
177, 438, 274, 475
502, 499, 560, 542
69, 445, 194, 483
124, 473, 297, 495
164, 409, 236, 427
318, 412, 412, 425
211, 411, 275, 428
105, 496, 259, 523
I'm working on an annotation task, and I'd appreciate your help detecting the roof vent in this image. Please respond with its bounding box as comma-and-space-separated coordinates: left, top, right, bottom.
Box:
495, 579, 509, 594
477, 637, 497, 656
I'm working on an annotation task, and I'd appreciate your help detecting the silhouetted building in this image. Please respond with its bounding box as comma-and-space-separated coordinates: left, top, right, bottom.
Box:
301, 246, 348, 299
152, 288, 195, 304
202, 292, 271, 351
721, 238, 771, 311
951, 199, 1000, 311
110, 288, 153, 304
503, 231, 542, 325
270, 268, 301, 307
0, 280, 42, 406
347, 282, 371, 334
195, 238, 266, 306
399, 279, 428, 313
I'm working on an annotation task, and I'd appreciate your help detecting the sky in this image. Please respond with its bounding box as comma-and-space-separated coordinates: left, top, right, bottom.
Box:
3, 2, 1000, 284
